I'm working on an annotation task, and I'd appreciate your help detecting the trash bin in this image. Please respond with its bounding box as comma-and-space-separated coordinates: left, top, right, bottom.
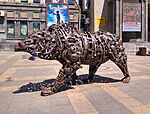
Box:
139, 47, 147, 56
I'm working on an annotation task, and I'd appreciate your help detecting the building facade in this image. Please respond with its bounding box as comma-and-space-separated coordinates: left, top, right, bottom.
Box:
0, 0, 80, 50
1, 0, 150, 55
80, 0, 150, 54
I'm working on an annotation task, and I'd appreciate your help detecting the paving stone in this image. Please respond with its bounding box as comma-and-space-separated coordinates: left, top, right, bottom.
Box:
31, 99, 52, 108
50, 97, 70, 107
84, 89, 134, 114
1, 52, 150, 114
13, 68, 48, 77
0, 55, 20, 75
50, 105, 76, 114
94, 104, 134, 114
130, 72, 150, 76
12, 93, 32, 103
119, 80, 150, 105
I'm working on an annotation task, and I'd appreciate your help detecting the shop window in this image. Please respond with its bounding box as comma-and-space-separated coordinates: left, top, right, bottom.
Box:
21, 0, 28, 2
33, 22, 40, 32
33, 0, 40, 3
7, 20, 15, 38
20, 21, 28, 38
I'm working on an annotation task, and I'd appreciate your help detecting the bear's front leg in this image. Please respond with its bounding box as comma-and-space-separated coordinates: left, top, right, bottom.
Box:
41, 63, 80, 96
41, 68, 65, 96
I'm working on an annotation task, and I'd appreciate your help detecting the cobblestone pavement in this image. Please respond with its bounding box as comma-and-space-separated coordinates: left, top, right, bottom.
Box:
0, 51, 150, 114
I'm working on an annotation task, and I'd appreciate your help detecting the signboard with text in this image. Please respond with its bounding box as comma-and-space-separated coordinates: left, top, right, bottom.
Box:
97, 17, 105, 27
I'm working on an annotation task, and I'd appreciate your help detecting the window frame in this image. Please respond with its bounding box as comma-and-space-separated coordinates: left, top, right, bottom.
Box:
7, 20, 15, 38
21, 0, 28, 3
33, 0, 40, 3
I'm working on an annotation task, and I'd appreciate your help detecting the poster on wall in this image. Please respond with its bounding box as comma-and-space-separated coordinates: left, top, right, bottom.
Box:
46, 3, 69, 28
123, 3, 141, 32
45, 0, 77, 4
20, 21, 28, 38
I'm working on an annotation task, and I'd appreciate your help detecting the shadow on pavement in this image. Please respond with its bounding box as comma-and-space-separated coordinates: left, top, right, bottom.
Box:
13, 74, 121, 94
13, 78, 73, 94
78, 74, 121, 83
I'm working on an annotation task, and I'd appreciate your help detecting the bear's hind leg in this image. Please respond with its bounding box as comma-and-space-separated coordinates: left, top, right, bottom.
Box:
110, 52, 130, 83
88, 64, 101, 83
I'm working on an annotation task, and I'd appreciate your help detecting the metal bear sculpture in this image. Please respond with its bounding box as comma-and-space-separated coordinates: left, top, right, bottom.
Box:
18, 23, 130, 96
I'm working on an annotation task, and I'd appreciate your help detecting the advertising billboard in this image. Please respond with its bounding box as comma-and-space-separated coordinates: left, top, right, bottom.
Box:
46, 3, 69, 28
123, 3, 141, 32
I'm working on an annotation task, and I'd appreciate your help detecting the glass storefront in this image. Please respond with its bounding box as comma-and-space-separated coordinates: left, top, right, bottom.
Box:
7, 20, 15, 38
6, 21, 43, 39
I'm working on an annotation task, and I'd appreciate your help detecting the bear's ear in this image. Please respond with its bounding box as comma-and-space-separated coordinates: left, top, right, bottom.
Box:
48, 24, 57, 32
48, 27, 53, 32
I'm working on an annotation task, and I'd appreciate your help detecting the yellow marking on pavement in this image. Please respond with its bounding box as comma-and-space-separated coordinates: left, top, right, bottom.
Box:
131, 63, 150, 70
80, 66, 139, 76
2, 54, 16, 59
102, 85, 150, 114
128, 55, 150, 60
22, 60, 59, 65
13, 65, 61, 69
0, 85, 20, 92
146, 105, 150, 108
13, 59, 24, 66
0, 68, 16, 82
20, 59, 59, 64
132, 75, 150, 80
129, 61, 150, 64
53, 66, 62, 73
0, 58, 24, 82
12, 75, 56, 81
15, 66, 48, 69
67, 87, 99, 114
